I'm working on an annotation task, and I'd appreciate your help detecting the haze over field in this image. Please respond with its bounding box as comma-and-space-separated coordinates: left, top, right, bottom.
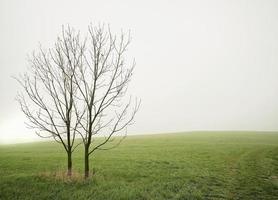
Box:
1, 0, 278, 143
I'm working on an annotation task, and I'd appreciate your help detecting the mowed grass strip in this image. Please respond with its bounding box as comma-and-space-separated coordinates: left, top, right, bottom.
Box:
0, 131, 277, 200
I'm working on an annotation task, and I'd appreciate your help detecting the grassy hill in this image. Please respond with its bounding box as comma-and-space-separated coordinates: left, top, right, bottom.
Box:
0, 131, 278, 199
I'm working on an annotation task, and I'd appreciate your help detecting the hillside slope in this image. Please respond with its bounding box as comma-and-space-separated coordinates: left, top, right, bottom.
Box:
0, 131, 278, 199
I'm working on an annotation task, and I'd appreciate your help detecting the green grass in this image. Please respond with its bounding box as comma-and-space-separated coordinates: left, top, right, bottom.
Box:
0, 131, 278, 200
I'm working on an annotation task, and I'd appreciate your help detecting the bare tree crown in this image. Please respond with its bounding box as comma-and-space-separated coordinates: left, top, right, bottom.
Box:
72, 24, 140, 155
16, 24, 140, 157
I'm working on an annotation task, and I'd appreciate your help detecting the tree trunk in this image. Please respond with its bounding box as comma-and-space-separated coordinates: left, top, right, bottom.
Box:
67, 151, 72, 177
84, 147, 89, 179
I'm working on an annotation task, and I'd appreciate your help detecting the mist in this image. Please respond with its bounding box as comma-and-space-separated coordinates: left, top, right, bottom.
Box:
1, 0, 278, 143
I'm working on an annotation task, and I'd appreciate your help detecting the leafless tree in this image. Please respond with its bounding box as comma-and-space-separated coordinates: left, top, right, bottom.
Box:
73, 24, 140, 178
16, 24, 139, 179
15, 27, 85, 176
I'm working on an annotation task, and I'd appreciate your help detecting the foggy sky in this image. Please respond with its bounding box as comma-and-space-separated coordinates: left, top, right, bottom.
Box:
1, 0, 278, 143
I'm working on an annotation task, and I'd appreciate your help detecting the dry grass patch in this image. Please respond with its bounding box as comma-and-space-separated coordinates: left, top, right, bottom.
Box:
38, 171, 91, 183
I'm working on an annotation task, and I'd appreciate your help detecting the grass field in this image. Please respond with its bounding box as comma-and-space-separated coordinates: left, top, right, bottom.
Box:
0, 131, 278, 200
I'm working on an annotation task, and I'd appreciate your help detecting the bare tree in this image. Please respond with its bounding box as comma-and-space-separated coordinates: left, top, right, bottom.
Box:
16, 24, 139, 179
15, 27, 85, 176
73, 24, 140, 178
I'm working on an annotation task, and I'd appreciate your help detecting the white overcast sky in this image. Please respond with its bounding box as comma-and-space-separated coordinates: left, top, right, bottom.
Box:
1, 0, 278, 143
